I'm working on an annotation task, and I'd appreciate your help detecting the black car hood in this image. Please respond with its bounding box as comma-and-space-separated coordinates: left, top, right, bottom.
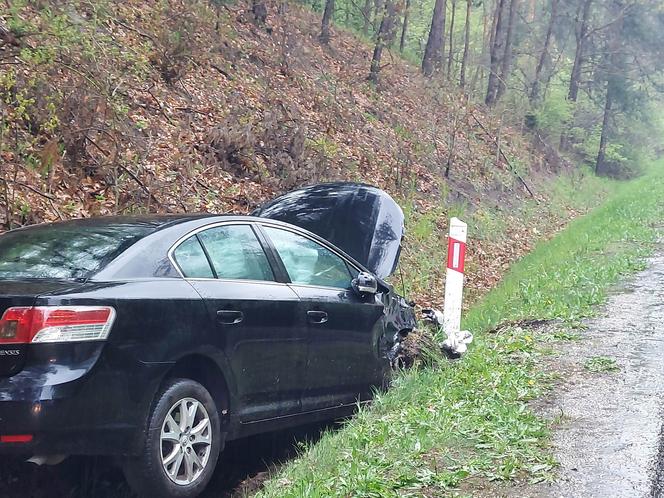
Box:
253, 183, 404, 279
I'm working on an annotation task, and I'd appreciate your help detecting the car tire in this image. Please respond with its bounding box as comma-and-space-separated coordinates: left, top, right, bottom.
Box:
123, 378, 222, 498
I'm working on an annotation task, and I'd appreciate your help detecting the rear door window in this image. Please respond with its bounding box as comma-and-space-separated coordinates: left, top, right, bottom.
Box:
197, 225, 274, 281
263, 227, 353, 289
172, 236, 215, 278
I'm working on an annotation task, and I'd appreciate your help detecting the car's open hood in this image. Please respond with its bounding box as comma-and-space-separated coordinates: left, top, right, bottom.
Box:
253, 183, 404, 279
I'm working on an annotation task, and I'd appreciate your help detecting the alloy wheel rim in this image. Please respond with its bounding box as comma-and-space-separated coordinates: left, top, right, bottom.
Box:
160, 397, 212, 485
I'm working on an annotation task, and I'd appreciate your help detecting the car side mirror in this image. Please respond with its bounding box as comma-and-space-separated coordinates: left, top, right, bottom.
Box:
352, 272, 378, 296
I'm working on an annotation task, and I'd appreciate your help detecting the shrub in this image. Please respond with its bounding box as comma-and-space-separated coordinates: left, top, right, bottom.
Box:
203, 106, 330, 188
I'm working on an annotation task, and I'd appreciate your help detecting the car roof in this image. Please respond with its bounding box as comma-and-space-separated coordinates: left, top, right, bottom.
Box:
3, 214, 372, 281
3, 214, 242, 237
79, 213, 369, 281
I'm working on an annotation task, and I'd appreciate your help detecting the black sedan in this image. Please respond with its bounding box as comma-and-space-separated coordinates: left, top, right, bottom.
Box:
0, 183, 416, 497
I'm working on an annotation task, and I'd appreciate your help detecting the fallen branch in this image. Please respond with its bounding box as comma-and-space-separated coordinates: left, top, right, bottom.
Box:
48, 198, 64, 220
1, 177, 65, 220
194, 178, 235, 203
210, 64, 233, 80
112, 19, 157, 44
469, 111, 535, 198
3, 178, 56, 200
145, 84, 177, 126
76, 128, 162, 208
174, 106, 212, 116
117, 164, 162, 207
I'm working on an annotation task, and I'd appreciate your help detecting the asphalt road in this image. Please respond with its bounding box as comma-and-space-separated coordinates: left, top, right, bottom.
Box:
511, 250, 664, 498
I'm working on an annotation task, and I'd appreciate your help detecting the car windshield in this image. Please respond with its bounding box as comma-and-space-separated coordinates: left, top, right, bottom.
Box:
0, 222, 155, 280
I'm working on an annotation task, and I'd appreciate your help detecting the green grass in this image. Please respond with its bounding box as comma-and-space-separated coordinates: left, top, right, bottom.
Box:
256, 165, 664, 497
584, 356, 620, 373
394, 164, 618, 306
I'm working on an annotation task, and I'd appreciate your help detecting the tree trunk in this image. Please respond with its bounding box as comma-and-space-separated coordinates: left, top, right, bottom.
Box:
560, 0, 592, 150
495, 0, 518, 102
421, 0, 447, 76
447, 0, 457, 77
252, 0, 268, 25
527, 0, 536, 21
595, 0, 624, 175
529, 0, 558, 103
488, 0, 498, 61
369, 0, 398, 83
399, 0, 411, 52
485, 0, 506, 105
459, 0, 472, 87
477, 0, 493, 95
362, 0, 372, 35
320, 0, 335, 44
568, 0, 592, 102
595, 79, 614, 175
374, 0, 384, 33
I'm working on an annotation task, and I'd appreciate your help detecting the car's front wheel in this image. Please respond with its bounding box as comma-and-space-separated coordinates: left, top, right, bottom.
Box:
124, 378, 222, 498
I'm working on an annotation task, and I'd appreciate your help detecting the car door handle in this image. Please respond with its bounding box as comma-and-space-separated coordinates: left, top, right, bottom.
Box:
307, 310, 328, 324
217, 309, 244, 325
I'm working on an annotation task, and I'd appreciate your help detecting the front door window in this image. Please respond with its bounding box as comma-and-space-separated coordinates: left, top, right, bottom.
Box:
263, 227, 353, 289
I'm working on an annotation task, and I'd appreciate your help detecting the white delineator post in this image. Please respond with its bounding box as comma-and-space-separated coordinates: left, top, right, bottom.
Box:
442, 217, 472, 354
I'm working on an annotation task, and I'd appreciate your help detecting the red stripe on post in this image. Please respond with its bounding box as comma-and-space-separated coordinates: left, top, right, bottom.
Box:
447, 238, 466, 273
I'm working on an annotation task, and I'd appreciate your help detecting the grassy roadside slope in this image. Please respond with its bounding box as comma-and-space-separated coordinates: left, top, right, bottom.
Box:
256, 164, 664, 497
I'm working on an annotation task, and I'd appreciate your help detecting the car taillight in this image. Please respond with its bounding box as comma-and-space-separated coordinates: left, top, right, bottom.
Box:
0, 435, 33, 443
0, 306, 115, 344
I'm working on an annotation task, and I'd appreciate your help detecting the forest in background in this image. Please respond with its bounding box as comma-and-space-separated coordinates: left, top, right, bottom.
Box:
317, 0, 664, 177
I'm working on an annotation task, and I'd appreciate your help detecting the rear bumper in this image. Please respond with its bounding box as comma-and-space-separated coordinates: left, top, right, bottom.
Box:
0, 343, 169, 456
0, 399, 139, 456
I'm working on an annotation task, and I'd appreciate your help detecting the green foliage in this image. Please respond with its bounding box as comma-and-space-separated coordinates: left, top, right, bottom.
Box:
466, 163, 663, 330
568, 125, 599, 163
548, 329, 582, 341
306, 135, 339, 158
393, 123, 414, 141
603, 143, 628, 167
398, 204, 447, 299
584, 356, 620, 373
6, 0, 34, 36
472, 207, 508, 243
533, 87, 573, 140
259, 327, 554, 496
545, 166, 617, 214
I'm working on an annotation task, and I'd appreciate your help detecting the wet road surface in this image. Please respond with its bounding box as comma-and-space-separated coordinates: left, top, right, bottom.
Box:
520, 251, 664, 497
